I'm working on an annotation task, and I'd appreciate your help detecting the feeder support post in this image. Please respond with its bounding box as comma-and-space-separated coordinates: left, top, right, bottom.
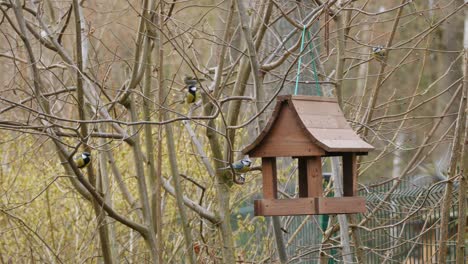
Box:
343, 153, 357, 196
298, 157, 323, 198
262, 157, 278, 199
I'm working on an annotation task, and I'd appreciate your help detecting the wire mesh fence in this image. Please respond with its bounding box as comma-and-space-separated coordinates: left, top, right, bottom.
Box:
283, 179, 464, 263
236, 177, 465, 263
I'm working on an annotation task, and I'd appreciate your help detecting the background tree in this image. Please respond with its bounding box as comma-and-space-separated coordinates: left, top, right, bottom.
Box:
0, 0, 466, 263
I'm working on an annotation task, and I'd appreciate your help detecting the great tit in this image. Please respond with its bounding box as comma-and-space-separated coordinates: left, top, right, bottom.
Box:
185, 85, 198, 104
372, 46, 387, 60
181, 76, 200, 104
220, 158, 253, 173
74, 152, 91, 168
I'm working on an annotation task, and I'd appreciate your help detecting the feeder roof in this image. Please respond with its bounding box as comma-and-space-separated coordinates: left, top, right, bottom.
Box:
242, 95, 374, 157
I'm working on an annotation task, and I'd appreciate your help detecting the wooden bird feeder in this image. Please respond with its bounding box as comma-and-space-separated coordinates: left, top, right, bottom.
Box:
242, 95, 374, 216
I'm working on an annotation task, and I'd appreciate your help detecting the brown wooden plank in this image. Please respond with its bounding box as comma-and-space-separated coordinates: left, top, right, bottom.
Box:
251, 141, 324, 157
307, 157, 323, 197
317, 197, 366, 214
266, 103, 311, 140
292, 100, 342, 116
254, 197, 366, 216
254, 198, 318, 216
308, 129, 373, 144
248, 104, 325, 157
309, 128, 364, 140
242, 100, 286, 156
299, 114, 350, 129
254, 200, 264, 215
243, 95, 374, 157
322, 152, 369, 157
343, 153, 357, 196
320, 139, 374, 151
298, 158, 308, 197
262, 158, 277, 199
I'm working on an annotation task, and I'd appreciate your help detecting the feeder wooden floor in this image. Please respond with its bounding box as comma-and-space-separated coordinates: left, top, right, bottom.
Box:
254, 197, 366, 216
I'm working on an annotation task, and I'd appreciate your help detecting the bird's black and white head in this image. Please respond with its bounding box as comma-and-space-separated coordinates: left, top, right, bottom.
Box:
75, 152, 91, 168
82, 152, 91, 160
241, 158, 252, 167
188, 85, 197, 95
372, 46, 384, 54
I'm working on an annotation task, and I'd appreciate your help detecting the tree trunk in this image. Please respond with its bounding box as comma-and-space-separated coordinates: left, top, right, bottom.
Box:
128, 98, 159, 263
236, 0, 287, 262
98, 137, 118, 263
455, 50, 467, 264
157, 2, 195, 260
437, 53, 467, 263
72, 1, 114, 262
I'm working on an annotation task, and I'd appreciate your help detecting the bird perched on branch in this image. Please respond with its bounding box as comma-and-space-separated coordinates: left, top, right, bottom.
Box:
219, 158, 253, 173
183, 76, 200, 104
74, 152, 91, 169
372, 46, 387, 61
185, 85, 198, 104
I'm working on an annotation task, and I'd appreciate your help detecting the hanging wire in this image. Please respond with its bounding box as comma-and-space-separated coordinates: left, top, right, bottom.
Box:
294, 27, 307, 96
294, 26, 323, 97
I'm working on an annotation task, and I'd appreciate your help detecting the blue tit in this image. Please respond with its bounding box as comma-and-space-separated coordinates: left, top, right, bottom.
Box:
185, 85, 198, 104
74, 152, 91, 168
372, 46, 387, 60
220, 158, 252, 173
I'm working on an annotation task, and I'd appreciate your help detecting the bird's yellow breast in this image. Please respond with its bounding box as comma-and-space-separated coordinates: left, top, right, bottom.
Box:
75, 158, 86, 168
185, 92, 197, 103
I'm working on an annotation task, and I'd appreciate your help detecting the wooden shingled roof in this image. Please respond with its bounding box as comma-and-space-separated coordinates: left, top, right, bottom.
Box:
242, 95, 374, 157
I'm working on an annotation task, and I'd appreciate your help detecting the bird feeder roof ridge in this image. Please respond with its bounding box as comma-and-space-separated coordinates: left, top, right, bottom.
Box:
242, 95, 374, 157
